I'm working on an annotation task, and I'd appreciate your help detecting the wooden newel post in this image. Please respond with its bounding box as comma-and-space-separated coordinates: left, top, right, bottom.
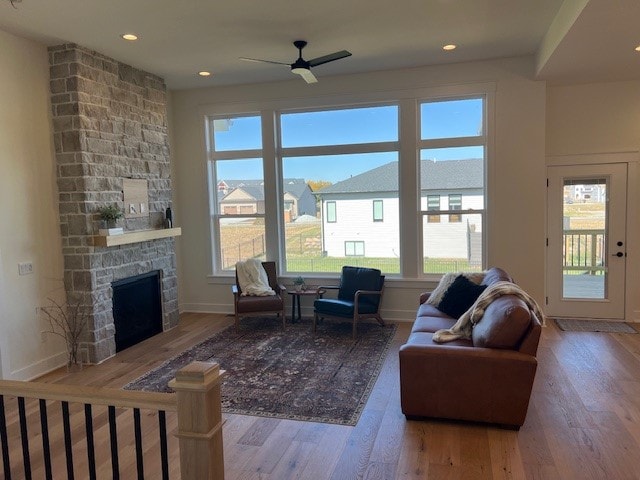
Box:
169, 361, 226, 480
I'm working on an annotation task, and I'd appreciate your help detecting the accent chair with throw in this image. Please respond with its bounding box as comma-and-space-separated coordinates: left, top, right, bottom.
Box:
314, 266, 385, 338
232, 260, 286, 331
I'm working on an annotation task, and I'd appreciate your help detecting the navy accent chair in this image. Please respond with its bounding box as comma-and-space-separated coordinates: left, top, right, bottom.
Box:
232, 261, 286, 331
313, 266, 385, 338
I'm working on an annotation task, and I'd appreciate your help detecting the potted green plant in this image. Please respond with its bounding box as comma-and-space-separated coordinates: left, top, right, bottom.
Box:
97, 204, 124, 235
293, 276, 306, 292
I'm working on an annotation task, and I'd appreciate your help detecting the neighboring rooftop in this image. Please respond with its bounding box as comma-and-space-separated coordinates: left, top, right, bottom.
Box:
218, 178, 310, 201
317, 159, 483, 195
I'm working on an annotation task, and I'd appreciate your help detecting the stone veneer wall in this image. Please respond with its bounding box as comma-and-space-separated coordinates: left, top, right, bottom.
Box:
48, 44, 178, 363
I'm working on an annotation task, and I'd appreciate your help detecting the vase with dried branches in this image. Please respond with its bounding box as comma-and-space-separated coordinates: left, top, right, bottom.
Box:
41, 293, 89, 370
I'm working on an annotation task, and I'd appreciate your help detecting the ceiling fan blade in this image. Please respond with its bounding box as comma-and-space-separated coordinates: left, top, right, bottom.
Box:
239, 57, 290, 66
308, 50, 352, 67
296, 68, 318, 84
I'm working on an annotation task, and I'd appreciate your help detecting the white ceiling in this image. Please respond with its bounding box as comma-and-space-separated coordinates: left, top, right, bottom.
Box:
0, 0, 638, 90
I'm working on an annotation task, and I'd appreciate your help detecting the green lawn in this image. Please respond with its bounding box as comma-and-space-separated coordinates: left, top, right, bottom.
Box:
223, 220, 480, 274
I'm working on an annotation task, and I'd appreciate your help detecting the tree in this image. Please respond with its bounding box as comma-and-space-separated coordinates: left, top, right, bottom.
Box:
307, 180, 332, 192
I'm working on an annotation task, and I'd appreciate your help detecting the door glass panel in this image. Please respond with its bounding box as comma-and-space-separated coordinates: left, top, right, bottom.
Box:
562, 178, 606, 299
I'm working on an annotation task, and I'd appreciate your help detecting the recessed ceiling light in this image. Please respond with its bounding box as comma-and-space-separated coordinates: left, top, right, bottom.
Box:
121, 33, 138, 41
635, 45, 640, 52
198, 71, 212, 77
443, 44, 457, 51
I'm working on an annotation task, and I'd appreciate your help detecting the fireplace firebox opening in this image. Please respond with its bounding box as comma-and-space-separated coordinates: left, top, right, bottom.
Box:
112, 271, 163, 352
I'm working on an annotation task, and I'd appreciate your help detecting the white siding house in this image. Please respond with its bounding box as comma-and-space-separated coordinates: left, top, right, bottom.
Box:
322, 195, 400, 258
318, 159, 483, 260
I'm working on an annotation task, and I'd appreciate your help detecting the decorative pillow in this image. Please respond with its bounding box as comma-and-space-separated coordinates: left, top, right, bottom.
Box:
436, 275, 487, 319
425, 273, 458, 306
426, 271, 485, 307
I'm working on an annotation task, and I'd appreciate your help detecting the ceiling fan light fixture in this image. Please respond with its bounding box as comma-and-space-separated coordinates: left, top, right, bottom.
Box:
241, 40, 348, 84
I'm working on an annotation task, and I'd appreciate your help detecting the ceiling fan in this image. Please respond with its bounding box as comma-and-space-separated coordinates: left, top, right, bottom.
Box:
240, 40, 352, 84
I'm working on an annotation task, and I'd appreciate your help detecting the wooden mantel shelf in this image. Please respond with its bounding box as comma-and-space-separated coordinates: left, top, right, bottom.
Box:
93, 227, 182, 247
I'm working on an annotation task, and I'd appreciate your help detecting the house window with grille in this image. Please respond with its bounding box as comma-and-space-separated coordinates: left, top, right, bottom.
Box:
373, 200, 383, 222
449, 194, 462, 222
427, 195, 441, 223
345, 241, 365, 256
326, 201, 337, 223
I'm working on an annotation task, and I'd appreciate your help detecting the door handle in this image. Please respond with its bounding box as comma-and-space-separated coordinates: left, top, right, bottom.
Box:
612, 252, 625, 257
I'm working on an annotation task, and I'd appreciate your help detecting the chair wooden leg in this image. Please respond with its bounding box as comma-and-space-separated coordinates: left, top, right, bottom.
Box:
281, 308, 286, 330
235, 313, 240, 332
313, 313, 318, 333
352, 318, 357, 339
376, 314, 385, 326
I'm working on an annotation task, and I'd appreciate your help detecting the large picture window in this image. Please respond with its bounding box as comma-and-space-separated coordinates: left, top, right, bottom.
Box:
205, 91, 488, 278
280, 105, 399, 274
419, 97, 486, 274
206, 115, 266, 271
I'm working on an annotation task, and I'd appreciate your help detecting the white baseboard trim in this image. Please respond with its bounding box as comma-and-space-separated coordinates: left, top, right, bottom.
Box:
180, 303, 416, 323
180, 302, 232, 314
11, 351, 68, 381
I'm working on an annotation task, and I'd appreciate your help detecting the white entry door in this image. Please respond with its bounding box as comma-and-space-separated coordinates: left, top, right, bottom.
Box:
546, 163, 627, 319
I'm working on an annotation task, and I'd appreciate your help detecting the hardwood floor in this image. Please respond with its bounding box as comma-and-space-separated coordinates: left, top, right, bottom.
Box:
9, 312, 640, 479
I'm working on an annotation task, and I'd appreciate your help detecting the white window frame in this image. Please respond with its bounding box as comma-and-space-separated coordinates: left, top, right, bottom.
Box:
202, 84, 494, 279
205, 113, 265, 273
418, 95, 488, 276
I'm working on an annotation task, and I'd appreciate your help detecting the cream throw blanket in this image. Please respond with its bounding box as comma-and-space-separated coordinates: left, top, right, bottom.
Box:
432, 281, 545, 343
236, 259, 275, 296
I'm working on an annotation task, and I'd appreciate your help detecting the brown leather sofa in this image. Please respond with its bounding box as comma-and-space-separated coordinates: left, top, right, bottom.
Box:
399, 267, 542, 428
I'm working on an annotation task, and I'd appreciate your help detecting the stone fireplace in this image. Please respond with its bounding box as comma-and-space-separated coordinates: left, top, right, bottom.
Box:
48, 44, 179, 364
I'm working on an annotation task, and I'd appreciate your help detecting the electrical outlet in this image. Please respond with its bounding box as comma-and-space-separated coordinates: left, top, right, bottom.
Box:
18, 262, 33, 275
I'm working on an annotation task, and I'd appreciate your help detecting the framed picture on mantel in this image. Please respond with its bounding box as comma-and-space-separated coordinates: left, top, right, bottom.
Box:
123, 178, 149, 219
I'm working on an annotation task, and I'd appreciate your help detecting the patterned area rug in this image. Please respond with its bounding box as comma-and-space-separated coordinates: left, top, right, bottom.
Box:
554, 318, 637, 333
125, 318, 396, 426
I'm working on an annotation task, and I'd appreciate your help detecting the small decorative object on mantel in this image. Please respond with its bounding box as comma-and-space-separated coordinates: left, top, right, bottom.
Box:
97, 204, 124, 236
41, 292, 89, 371
293, 276, 306, 292
165, 205, 173, 228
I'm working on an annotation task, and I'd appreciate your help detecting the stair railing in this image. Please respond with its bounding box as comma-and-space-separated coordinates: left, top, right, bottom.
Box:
0, 361, 225, 480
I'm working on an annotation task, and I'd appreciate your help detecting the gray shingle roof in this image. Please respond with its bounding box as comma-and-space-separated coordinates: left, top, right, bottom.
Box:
218, 178, 308, 201
317, 159, 483, 194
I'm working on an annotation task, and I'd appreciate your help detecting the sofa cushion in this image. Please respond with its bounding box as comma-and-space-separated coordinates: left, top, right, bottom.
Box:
472, 295, 531, 349
437, 275, 487, 318
405, 331, 473, 349
412, 315, 457, 334
417, 303, 452, 319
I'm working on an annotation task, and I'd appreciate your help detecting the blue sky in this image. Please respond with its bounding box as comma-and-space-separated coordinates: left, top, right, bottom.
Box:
213, 99, 483, 183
